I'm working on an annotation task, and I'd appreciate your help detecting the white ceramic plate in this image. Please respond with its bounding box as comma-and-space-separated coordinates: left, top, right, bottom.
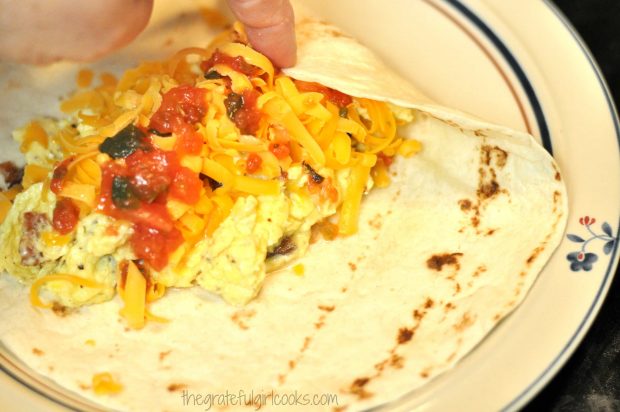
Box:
1, 0, 618, 411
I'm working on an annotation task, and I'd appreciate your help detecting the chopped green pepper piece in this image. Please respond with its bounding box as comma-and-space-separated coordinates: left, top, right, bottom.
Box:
99, 124, 150, 159
224, 92, 244, 120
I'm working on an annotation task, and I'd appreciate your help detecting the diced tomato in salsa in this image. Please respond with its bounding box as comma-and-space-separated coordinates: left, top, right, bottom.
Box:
269, 141, 291, 160
50, 157, 75, 194
169, 167, 202, 204
130, 223, 184, 271
245, 153, 262, 174
52, 198, 80, 234
149, 86, 207, 135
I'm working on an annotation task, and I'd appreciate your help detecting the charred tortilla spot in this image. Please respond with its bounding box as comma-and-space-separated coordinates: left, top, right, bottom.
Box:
478, 180, 500, 199
485, 228, 497, 236
318, 304, 335, 312
167, 383, 187, 392
426, 253, 463, 271
390, 354, 405, 369
481, 145, 508, 168
555, 172, 561, 181
51, 301, 72, 317
397, 327, 414, 344
458, 199, 472, 211
32, 348, 44, 356
424, 298, 434, 309
349, 377, 373, 399
159, 350, 172, 361
453, 312, 474, 332
526, 245, 546, 265
444, 302, 456, 312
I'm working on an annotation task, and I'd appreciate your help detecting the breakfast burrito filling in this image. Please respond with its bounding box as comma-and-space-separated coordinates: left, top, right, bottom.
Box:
0, 25, 421, 328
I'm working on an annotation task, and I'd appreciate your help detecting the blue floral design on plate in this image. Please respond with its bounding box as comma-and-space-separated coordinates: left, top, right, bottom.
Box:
566, 216, 617, 272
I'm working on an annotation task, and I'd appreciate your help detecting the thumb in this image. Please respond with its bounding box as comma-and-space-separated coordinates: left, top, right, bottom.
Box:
226, 0, 297, 68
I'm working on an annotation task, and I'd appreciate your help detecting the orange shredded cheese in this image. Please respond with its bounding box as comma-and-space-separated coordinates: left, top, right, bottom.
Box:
92, 372, 123, 395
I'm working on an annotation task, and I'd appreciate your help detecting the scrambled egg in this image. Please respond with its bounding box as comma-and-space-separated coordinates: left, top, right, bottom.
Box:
0, 172, 342, 307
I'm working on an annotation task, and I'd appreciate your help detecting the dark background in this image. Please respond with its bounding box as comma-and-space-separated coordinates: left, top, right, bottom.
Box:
524, 1, 620, 411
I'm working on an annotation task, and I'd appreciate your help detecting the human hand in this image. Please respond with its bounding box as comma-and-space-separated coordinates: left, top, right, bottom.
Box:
227, 0, 297, 67
0, 0, 153, 64
0, 0, 296, 67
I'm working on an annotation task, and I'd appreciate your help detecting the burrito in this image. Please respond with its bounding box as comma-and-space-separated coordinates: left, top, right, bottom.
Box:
0, 3, 567, 412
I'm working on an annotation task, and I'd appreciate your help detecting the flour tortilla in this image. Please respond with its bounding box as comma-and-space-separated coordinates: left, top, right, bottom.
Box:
0, 1, 567, 411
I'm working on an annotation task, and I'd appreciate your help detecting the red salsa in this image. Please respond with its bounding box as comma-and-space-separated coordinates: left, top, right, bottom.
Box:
294, 80, 353, 108
97, 146, 202, 271
50, 157, 75, 194
149, 85, 207, 156
52, 198, 80, 235
200, 49, 262, 77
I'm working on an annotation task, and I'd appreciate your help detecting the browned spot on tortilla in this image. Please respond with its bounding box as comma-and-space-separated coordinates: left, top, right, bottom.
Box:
397, 327, 414, 344
230, 309, 256, 330
390, 353, 405, 369
454, 283, 462, 294
420, 369, 431, 379
277, 374, 286, 385
446, 352, 457, 363
445, 302, 456, 312
519, 271, 526, 278
315, 319, 325, 329
341, 286, 348, 293
159, 350, 172, 362
289, 360, 296, 369
494, 313, 502, 321
486, 228, 497, 236
413, 309, 423, 320
333, 407, 348, 412
32, 348, 44, 356
48, 366, 54, 372
348, 262, 357, 271
552, 162, 562, 181
167, 383, 187, 392
526, 245, 546, 265
51, 302, 73, 317
301, 336, 312, 352
481, 145, 508, 168
318, 304, 335, 312
473, 265, 487, 277
479, 180, 500, 199
374, 359, 388, 372
424, 298, 435, 309
552, 190, 562, 213
453, 312, 475, 332
427, 253, 463, 271
349, 378, 373, 399
459, 199, 472, 211
368, 213, 382, 230
79, 383, 90, 390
